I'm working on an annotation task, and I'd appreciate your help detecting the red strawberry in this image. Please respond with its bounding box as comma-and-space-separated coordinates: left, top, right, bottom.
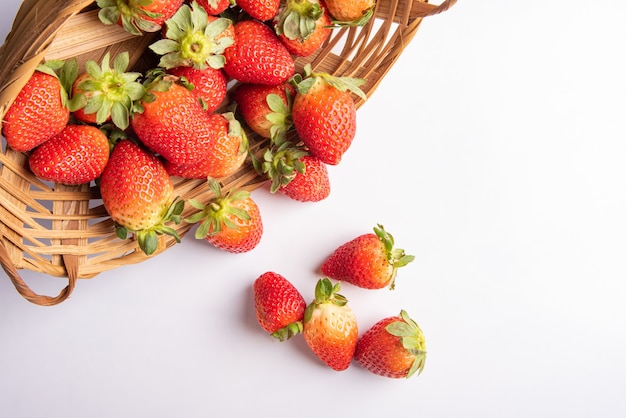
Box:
131, 73, 219, 166
167, 66, 228, 113
97, 0, 184, 35
70, 52, 145, 130
251, 138, 308, 193
164, 112, 248, 179
278, 155, 330, 202
291, 64, 366, 165
223, 19, 295, 85
302, 278, 358, 371
253, 271, 306, 341
185, 179, 263, 253
354, 310, 427, 379
149, 2, 234, 70
232, 82, 294, 141
320, 224, 415, 290
237, 0, 281, 22
324, 0, 375, 25
28, 124, 110, 185
196, 0, 231, 15
2, 61, 75, 153
274, 0, 332, 57
99, 139, 184, 256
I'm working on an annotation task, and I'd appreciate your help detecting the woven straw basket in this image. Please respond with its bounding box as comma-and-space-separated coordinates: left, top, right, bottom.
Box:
0, 0, 456, 305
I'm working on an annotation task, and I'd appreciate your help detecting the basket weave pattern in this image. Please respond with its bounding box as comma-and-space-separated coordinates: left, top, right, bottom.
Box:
0, 0, 456, 305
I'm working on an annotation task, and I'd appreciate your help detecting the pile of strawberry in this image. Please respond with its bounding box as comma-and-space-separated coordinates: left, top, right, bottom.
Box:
1, 0, 376, 256
254, 224, 427, 379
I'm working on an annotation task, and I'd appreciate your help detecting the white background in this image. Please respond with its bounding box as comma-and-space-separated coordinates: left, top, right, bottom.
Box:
2, 1, 626, 417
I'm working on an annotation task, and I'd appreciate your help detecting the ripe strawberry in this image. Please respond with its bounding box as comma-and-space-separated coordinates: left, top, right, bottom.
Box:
253, 271, 306, 341
167, 66, 228, 113
302, 278, 358, 371
185, 179, 263, 253
223, 19, 295, 85
70, 52, 145, 130
99, 139, 184, 256
354, 310, 427, 379
131, 73, 219, 166
164, 112, 248, 179
291, 64, 366, 165
274, 0, 332, 57
28, 124, 110, 185
278, 155, 330, 202
96, 0, 184, 35
232, 82, 294, 141
2, 60, 76, 153
149, 2, 234, 70
324, 0, 375, 25
237, 0, 281, 22
196, 0, 231, 15
320, 224, 415, 290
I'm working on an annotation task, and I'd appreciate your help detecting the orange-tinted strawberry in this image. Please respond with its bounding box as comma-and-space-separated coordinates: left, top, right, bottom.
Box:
324, 0, 375, 25
131, 74, 219, 166
237, 0, 281, 22
253, 271, 306, 341
186, 179, 263, 253
99, 139, 184, 256
70, 52, 145, 130
291, 64, 366, 165
164, 112, 248, 179
168, 66, 228, 113
2, 61, 75, 153
302, 278, 358, 371
223, 19, 295, 85
278, 155, 330, 202
28, 124, 110, 185
196, 0, 231, 15
320, 224, 415, 290
354, 310, 427, 379
232, 82, 294, 141
97, 0, 184, 35
149, 2, 234, 70
274, 0, 332, 57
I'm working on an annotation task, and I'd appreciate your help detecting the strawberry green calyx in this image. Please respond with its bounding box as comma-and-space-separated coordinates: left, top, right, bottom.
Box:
304, 278, 347, 322
292, 63, 367, 101
97, 0, 163, 35
185, 178, 252, 239
385, 310, 427, 378
149, 1, 234, 70
271, 322, 304, 342
251, 137, 308, 193
266, 90, 294, 143
115, 196, 185, 256
274, 0, 323, 41
374, 224, 415, 290
70, 52, 145, 130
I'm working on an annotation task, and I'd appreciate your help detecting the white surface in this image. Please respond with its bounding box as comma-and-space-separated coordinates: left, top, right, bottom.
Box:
2, 1, 626, 417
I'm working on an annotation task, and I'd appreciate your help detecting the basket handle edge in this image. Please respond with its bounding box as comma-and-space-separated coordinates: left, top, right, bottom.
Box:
413, 0, 458, 18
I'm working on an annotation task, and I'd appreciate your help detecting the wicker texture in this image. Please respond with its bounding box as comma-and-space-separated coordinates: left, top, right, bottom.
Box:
0, 0, 456, 305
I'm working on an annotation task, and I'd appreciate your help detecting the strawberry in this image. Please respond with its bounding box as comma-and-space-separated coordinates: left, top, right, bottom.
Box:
290, 64, 366, 165
196, 0, 231, 15
231, 82, 294, 141
253, 271, 306, 341
278, 155, 330, 202
149, 2, 234, 70
96, 0, 185, 35
274, 0, 332, 57
223, 19, 295, 85
237, 0, 281, 22
28, 124, 110, 185
320, 224, 415, 290
164, 112, 248, 179
302, 278, 358, 371
251, 136, 308, 192
99, 139, 184, 256
185, 178, 263, 253
354, 310, 427, 379
70, 52, 145, 130
131, 73, 219, 166
167, 66, 228, 113
2, 60, 76, 153
324, 0, 375, 26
